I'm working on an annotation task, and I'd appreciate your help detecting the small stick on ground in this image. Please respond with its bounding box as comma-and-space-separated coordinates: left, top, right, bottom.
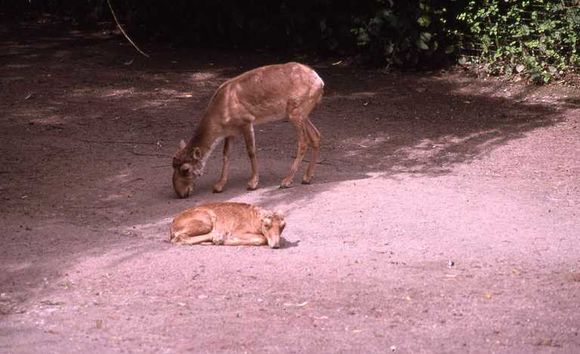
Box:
107, 0, 150, 58
77, 139, 157, 145
129, 151, 168, 158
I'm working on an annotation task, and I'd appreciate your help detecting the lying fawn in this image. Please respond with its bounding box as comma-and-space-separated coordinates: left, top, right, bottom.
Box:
170, 202, 285, 248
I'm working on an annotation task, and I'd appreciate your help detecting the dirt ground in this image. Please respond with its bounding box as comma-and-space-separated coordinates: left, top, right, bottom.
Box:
1, 20, 579, 354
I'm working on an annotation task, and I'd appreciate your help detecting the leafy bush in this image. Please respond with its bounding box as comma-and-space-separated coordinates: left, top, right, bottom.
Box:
349, 0, 461, 68
457, 0, 579, 83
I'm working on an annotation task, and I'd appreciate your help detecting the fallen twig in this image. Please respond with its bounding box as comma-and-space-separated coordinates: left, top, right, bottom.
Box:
129, 151, 169, 158
107, 0, 149, 58
283, 301, 309, 307
76, 139, 157, 145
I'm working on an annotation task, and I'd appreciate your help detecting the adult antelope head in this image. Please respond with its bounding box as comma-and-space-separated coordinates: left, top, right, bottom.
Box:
172, 140, 203, 198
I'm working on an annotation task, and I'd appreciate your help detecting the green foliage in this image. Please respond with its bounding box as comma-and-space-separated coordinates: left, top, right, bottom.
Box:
349, 0, 460, 68
457, 0, 579, 83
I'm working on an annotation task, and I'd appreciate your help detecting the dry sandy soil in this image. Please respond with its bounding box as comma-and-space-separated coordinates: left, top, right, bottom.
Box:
1, 21, 579, 353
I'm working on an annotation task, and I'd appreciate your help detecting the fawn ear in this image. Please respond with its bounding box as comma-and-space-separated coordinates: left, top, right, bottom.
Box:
192, 147, 202, 160
179, 139, 187, 150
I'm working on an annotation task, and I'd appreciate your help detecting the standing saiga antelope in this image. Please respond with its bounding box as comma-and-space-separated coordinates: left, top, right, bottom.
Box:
172, 62, 324, 198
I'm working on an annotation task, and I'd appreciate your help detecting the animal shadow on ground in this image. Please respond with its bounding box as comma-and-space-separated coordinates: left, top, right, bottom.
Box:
281, 239, 300, 249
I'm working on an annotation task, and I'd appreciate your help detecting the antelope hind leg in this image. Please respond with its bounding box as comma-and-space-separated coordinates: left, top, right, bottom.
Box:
302, 119, 321, 184
281, 117, 308, 188
171, 211, 214, 244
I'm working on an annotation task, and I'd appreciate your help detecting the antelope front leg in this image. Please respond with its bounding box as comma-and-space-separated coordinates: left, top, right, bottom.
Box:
281, 119, 308, 188
177, 231, 227, 246
223, 233, 267, 246
242, 125, 259, 190
213, 137, 232, 193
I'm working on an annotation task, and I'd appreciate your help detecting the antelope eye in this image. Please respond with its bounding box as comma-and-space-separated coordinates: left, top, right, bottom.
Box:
172, 157, 184, 169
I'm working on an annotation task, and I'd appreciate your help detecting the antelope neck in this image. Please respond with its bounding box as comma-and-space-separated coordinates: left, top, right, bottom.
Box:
186, 121, 223, 172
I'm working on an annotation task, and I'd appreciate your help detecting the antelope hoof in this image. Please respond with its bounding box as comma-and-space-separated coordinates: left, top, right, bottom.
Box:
213, 183, 225, 193
280, 178, 293, 189
212, 232, 225, 245
247, 179, 259, 191
301, 176, 312, 185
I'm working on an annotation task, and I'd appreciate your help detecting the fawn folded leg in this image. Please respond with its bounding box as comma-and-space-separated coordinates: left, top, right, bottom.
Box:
171, 211, 214, 245
222, 233, 267, 246
177, 233, 215, 245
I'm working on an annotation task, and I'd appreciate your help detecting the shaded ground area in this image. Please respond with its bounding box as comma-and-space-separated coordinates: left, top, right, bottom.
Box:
1, 21, 579, 353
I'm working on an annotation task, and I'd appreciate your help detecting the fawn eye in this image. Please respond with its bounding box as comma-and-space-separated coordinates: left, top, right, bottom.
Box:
263, 217, 272, 229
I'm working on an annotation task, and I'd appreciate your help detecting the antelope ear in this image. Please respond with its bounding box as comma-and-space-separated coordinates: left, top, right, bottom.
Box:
192, 147, 202, 160
274, 210, 285, 219
179, 139, 187, 150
